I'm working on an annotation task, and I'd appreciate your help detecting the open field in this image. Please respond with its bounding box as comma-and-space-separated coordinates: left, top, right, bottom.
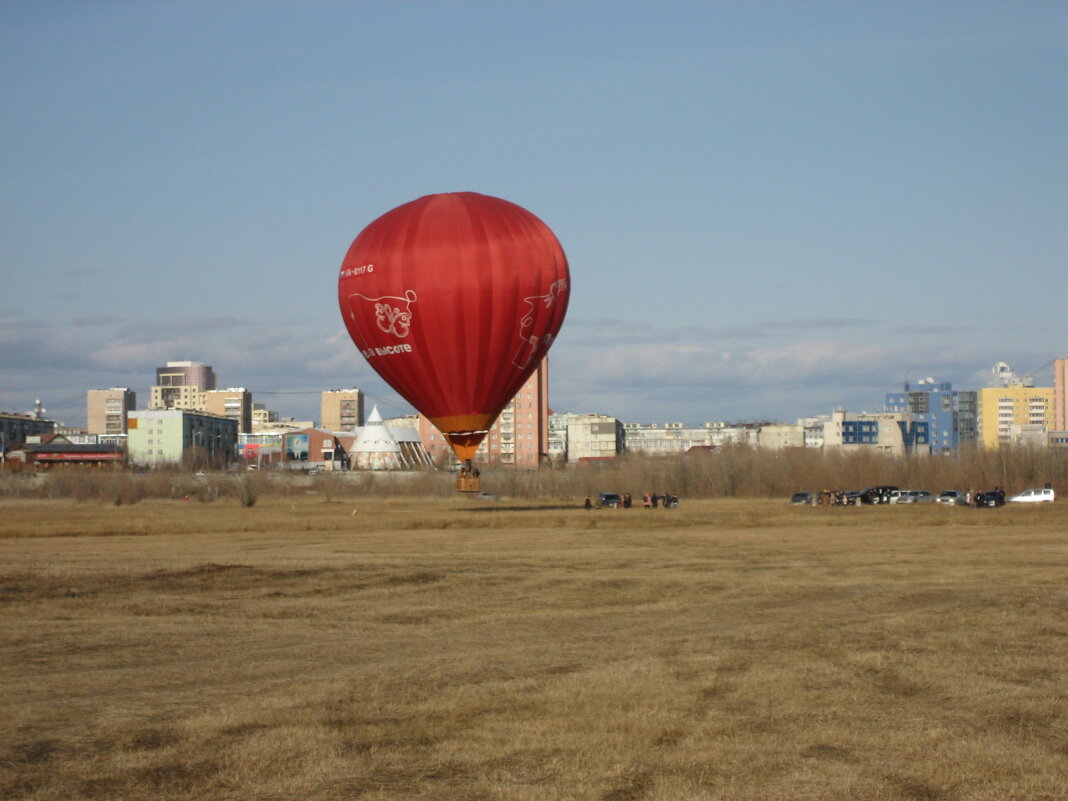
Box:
2, 496, 1066, 800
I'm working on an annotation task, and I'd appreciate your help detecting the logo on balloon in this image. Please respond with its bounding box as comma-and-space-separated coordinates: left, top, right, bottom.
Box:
513, 279, 568, 369
349, 290, 418, 339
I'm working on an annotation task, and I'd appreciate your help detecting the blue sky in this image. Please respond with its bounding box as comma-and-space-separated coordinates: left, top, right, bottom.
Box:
2, 1, 1065, 426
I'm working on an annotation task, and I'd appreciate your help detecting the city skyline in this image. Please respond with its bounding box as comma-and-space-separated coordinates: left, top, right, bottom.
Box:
3, 353, 1064, 433
2, 3, 1065, 425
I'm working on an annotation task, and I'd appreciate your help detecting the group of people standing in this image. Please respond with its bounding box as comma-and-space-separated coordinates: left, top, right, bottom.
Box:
965, 487, 1005, 506
582, 492, 679, 510
817, 490, 853, 506
643, 492, 678, 509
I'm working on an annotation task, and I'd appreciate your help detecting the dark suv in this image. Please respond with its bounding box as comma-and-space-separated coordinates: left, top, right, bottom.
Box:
597, 493, 623, 508
860, 486, 900, 504
977, 490, 1005, 507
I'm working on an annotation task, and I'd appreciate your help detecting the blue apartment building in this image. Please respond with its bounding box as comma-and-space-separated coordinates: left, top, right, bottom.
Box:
840, 419, 879, 445
842, 417, 930, 450
884, 381, 976, 454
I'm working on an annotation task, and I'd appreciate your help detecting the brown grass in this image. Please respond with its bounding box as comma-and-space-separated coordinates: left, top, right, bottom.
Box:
1, 495, 1066, 800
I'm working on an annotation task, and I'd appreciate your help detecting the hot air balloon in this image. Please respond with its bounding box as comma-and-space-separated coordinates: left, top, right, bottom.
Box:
338, 192, 570, 484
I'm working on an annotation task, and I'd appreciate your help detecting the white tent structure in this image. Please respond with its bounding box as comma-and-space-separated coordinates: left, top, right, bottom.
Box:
352, 406, 405, 470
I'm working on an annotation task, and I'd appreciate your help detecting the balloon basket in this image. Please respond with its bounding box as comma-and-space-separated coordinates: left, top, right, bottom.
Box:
456, 475, 482, 493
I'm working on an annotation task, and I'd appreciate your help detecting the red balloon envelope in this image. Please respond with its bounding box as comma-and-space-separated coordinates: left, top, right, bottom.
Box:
338, 192, 570, 463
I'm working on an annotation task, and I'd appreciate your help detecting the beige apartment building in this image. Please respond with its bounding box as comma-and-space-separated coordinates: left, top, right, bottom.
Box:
203, 389, 253, 434
86, 388, 136, 435
149, 383, 204, 411
564, 414, 625, 462
757, 423, 805, 450
321, 389, 365, 431
822, 410, 915, 456
252, 403, 278, 428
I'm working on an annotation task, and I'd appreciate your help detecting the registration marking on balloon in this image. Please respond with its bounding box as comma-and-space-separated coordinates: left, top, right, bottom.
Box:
512, 278, 568, 369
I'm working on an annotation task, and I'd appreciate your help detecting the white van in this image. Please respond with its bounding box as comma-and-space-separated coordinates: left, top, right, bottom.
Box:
1008, 488, 1055, 503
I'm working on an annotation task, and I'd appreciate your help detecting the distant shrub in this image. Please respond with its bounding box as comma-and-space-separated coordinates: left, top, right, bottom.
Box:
237, 478, 256, 507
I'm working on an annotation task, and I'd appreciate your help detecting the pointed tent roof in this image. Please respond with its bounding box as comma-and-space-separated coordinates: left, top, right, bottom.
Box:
353, 406, 402, 455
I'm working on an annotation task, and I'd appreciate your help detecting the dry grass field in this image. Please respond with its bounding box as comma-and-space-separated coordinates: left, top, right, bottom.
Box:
2, 494, 1066, 800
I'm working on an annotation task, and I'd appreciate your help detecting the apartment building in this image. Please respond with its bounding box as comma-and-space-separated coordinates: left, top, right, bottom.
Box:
624, 422, 712, 454
203, 388, 253, 434
822, 409, 921, 456
977, 386, 1055, 447
86, 388, 136, 435
127, 409, 237, 466
704, 422, 762, 448
419, 357, 549, 468
756, 423, 805, 449
145, 361, 252, 433
1055, 357, 1067, 433
252, 403, 278, 428
485, 360, 549, 467
564, 414, 625, 462
1, 412, 55, 459
321, 389, 365, 431
884, 380, 976, 453
799, 416, 830, 449
150, 361, 217, 409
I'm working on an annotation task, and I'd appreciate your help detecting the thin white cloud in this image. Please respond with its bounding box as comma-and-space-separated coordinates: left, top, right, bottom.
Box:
72, 315, 124, 327
894, 324, 974, 335
557, 339, 892, 389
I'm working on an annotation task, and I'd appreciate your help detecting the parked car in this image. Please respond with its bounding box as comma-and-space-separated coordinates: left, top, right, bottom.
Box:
977, 490, 1005, 507
1008, 488, 1055, 504
937, 490, 966, 506
597, 492, 623, 508
843, 491, 865, 506
898, 490, 936, 504
886, 489, 906, 504
860, 486, 900, 504
790, 492, 815, 505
